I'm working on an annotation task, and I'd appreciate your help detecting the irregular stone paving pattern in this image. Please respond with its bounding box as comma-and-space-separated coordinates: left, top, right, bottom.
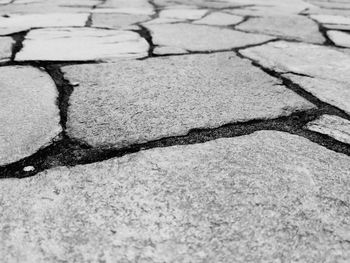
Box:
237, 15, 325, 44
145, 23, 274, 52
0, 13, 89, 35
306, 115, 350, 144
193, 12, 243, 26
241, 41, 350, 114
0, 66, 61, 166
15, 28, 149, 61
91, 13, 149, 29
0, 37, 14, 62
62, 53, 315, 148
1, 131, 350, 262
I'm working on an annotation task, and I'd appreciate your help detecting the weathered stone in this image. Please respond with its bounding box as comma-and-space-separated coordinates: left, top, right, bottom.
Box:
15, 28, 149, 61
237, 15, 325, 44
0, 66, 61, 166
0, 2, 92, 14
142, 17, 183, 24
283, 74, 350, 115
0, 37, 13, 62
241, 41, 350, 114
146, 23, 274, 52
0, 13, 89, 35
311, 14, 350, 26
94, 0, 154, 15
1, 131, 350, 262
91, 13, 149, 29
159, 8, 208, 20
306, 115, 350, 144
153, 46, 187, 55
193, 12, 243, 26
327, 30, 350, 48
62, 53, 315, 148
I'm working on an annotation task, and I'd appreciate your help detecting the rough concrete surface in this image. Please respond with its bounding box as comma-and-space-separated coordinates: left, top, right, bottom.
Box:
62, 53, 315, 148
1, 131, 350, 262
0, 66, 61, 166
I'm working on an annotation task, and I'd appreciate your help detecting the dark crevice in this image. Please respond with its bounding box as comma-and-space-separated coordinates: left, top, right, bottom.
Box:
1, 108, 350, 179
9, 30, 28, 61
133, 25, 155, 57
85, 13, 93, 27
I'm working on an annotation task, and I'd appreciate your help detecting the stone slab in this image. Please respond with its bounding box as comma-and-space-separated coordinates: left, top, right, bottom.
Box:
145, 23, 274, 52
62, 53, 315, 148
1, 131, 350, 262
0, 66, 61, 166
15, 28, 149, 61
237, 15, 325, 44
91, 13, 149, 29
306, 115, 350, 144
0, 13, 89, 35
159, 8, 208, 20
327, 30, 350, 48
193, 12, 243, 26
241, 41, 350, 114
0, 36, 13, 62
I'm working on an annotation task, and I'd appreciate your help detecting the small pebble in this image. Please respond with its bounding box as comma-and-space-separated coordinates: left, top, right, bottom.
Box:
23, 166, 35, 172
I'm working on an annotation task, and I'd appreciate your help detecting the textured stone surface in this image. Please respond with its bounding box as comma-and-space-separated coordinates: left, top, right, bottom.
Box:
1, 131, 350, 262
91, 13, 149, 29
146, 23, 274, 52
237, 15, 325, 43
0, 13, 89, 35
306, 115, 350, 144
62, 53, 315, 148
153, 46, 187, 55
159, 8, 208, 20
15, 28, 149, 61
241, 41, 350, 114
311, 14, 350, 26
0, 37, 13, 62
0, 66, 61, 166
327, 30, 350, 48
94, 0, 154, 15
193, 12, 243, 26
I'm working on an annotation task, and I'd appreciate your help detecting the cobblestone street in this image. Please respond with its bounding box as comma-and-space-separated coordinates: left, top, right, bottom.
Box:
1, 0, 350, 262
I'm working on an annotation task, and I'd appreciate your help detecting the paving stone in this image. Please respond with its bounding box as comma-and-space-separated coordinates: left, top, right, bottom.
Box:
0, 13, 89, 35
327, 30, 350, 48
0, 36, 13, 62
193, 12, 243, 26
311, 14, 350, 26
1, 131, 350, 262
142, 17, 183, 24
159, 8, 208, 20
241, 41, 350, 114
0, 2, 92, 14
15, 28, 149, 61
91, 13, 149, 29
0, 66, 61, 166
94, 0, 154, 15
237, 15, 325, 44
284, 74, 350, 115
145, 23, 274, 52
62, 53, 315, 148
306, 115, 350, 144
153, 46, 187, 55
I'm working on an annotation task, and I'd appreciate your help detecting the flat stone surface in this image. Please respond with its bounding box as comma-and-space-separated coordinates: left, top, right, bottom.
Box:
0, 66, 61, 166
94, 0, 154, 15
145, 23, 274, 52
153, 46, 187, 55
159, 8, 208, 20
327, 30, 350, 48
15, 28, 149, 61
62, 53, 315, 148
311, 14, 350, 26
0, 37, 13, 62
241, 41, 350, 114
1, 131, 350, 262
193, 12, 243, 26
91, 13, 149, 29
306, 115, 350, 144
237, 15, 325, 44
0, 13, 89, 35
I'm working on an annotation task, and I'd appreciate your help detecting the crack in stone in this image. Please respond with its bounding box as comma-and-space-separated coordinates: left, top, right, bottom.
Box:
9, 30, 28, 61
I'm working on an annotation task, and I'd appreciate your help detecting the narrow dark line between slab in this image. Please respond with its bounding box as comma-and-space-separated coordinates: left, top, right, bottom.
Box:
9, 31, 28, 61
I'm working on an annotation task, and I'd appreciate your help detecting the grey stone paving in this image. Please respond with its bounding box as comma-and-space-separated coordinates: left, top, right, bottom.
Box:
0, 37, 14, 62
306, 115, 350, 144
0, 66, 61, 166
1, 0, 350, 262
237, 15, 325, 44
145, 23, 274, 53
1, 131, 350, 262
62, 53, 314, 148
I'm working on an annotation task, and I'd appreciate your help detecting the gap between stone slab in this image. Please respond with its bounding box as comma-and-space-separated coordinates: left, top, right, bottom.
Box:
9, 30, 28, 61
